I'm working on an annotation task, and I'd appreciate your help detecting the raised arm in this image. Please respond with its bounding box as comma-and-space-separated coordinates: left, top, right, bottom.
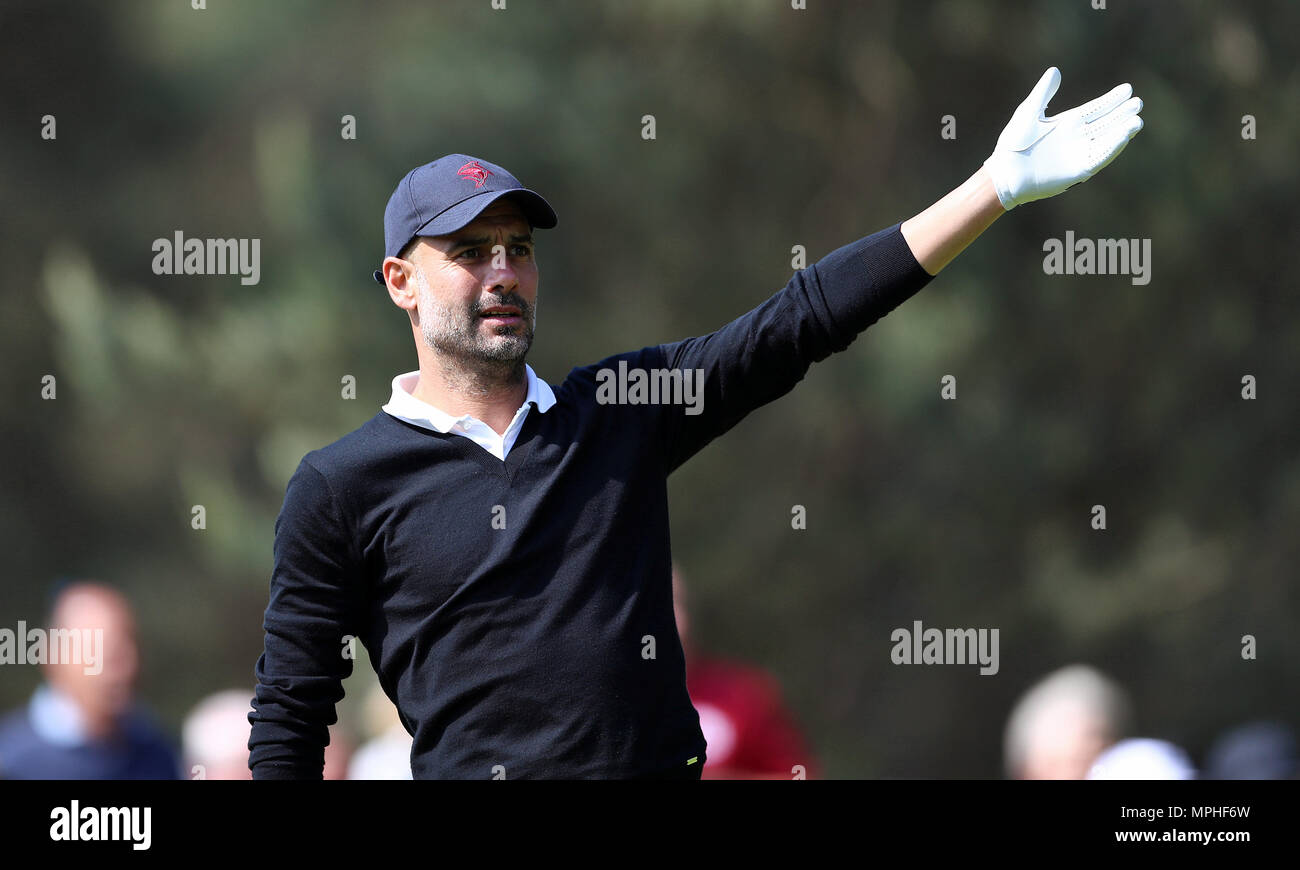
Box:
903, 67, 1144, 276
648, 67, 1142, 471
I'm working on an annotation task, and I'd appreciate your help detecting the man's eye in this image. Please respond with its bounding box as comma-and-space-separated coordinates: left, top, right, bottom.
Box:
457, 245, 530, 260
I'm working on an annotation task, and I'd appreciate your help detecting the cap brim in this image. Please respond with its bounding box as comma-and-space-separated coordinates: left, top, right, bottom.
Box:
373, 188, 557, 284
416, 188, 557, 237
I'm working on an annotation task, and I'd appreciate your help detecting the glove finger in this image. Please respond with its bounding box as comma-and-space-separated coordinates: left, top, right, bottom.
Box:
1087, 98, 1143, 140
1090, 115, 1144, 173
1026, 67, 1062, 115
1090, 95, 1143, 127
1074, 82, 1133, 124
1113, 95, 1144, 119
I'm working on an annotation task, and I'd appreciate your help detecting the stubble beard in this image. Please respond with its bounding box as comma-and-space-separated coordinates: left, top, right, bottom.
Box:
417, 271, 536, 393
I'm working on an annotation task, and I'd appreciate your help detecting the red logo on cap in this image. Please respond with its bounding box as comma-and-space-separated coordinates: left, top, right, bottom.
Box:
457, 160, 492, 189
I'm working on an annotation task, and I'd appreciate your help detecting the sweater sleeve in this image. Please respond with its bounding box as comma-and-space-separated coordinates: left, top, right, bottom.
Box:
248, 458, 361, 779
659, 222, 933, 472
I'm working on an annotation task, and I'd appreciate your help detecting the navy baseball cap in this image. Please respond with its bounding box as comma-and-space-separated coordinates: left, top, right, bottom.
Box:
374, 153, 558, 284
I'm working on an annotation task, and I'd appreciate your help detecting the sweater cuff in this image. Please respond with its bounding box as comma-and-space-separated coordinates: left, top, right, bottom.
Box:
808, 222, 934, 352
250, 760, 322, 780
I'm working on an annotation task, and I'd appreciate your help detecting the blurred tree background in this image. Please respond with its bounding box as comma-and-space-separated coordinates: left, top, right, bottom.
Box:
1, 0, 1296, 777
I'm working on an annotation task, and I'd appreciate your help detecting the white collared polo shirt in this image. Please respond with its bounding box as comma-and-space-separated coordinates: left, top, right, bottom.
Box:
381, 364, 557, 460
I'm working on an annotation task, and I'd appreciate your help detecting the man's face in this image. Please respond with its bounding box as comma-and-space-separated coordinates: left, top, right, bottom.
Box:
45, 588, 139, 719
406, 200, 538, 368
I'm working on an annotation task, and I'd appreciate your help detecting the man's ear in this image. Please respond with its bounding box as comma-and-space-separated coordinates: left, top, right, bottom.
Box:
383, 256, 418, 312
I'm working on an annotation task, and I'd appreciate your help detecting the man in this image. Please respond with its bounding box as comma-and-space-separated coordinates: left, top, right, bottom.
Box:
0, 582, 181, 779
249, 68, 1143, 779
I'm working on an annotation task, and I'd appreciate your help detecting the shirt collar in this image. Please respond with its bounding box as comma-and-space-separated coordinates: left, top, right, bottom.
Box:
382, 364, 556, 433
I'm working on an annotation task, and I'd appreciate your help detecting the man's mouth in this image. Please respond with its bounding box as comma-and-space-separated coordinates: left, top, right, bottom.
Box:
479, 305, 523, 323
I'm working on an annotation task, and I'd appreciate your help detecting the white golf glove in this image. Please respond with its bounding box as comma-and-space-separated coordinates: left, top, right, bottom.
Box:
983, 67, 1144, 210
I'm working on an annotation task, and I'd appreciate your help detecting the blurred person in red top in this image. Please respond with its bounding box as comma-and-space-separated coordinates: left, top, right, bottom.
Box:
673, 564, 817, 779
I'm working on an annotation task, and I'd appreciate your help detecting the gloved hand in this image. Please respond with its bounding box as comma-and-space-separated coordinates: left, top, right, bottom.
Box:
983, 67, 1144, 210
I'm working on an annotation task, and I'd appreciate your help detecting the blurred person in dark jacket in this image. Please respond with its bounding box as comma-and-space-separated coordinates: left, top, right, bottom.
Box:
1205, 721, 1298, 780
0, 582, 180, 779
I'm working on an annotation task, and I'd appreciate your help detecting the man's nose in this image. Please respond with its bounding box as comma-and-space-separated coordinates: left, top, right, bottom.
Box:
485, 245, 518, 292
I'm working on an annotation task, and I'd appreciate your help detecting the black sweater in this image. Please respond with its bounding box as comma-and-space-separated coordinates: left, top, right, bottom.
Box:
248, 223, 933, 779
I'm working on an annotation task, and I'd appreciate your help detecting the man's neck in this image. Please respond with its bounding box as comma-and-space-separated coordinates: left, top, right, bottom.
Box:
412, 355, 529, 436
